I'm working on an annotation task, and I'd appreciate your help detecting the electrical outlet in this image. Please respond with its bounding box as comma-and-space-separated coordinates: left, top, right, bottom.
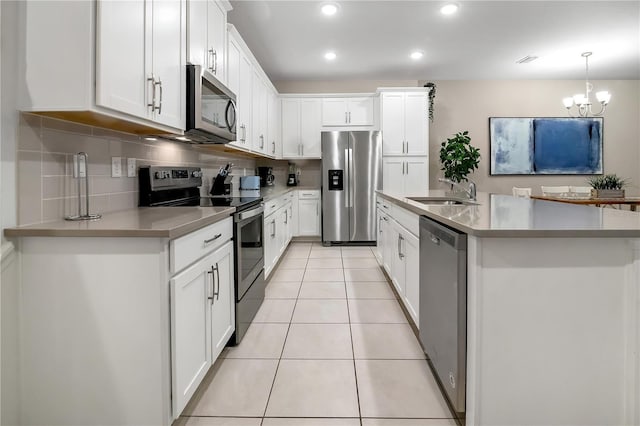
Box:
111, 157, 122, 178
127, 158, 136, 177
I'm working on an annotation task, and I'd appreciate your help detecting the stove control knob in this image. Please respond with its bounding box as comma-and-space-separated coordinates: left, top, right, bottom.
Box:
192, 171, 203, 178
154, 171, 162, 179
155, 171, 170, 180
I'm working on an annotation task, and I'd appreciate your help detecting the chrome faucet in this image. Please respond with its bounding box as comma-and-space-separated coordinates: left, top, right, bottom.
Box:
439, 178, 477, 201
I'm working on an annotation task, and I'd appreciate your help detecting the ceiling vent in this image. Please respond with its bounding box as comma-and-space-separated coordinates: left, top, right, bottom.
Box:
516, 55, 539, 64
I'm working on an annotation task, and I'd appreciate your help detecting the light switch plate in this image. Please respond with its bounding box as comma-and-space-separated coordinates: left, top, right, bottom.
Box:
111, 157, 122, 178
127, 158, 136, 177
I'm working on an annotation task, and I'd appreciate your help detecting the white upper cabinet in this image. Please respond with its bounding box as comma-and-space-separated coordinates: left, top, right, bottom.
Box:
383, 157, 429, 196
267, 90, 281, 158
96, 0, 184, 130
380, 90, 429, 156
21, 1, 185, 134
281, 97, 322, 159
321, 96, 374, 126
188, 0, 230, 84
252, 70, 268, 154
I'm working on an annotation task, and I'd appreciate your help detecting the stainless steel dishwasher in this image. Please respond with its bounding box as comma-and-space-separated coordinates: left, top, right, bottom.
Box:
419, 216, 467, 417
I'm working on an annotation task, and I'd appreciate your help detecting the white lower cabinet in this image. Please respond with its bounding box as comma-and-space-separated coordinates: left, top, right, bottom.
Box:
383, 157, 429, 196
298, 199, 320, 236
377, 198, 420, 326
263, 193, 296, 278
170, 220, 234, 417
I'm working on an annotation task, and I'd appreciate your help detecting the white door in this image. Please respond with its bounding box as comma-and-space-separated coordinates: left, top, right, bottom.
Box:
298, 199, 320, 236
300, 99, 321, 158
207, 0, 226, 82
95, 0, 149, 120
238, 52, 253, 146
151, 0, 184, 129
403, 230, 420, 326
382, 158, 405, 195
322, 98, 348, 126
381, 93, 404, 155
267, 91, 280, 157
210, 241, 234, 361
404, 93, 428, 155
281, 98, 301, 157
347, 97, 374, 125
404, 158, 429, 196
187, 0, 207, 67
170, 253, 213, 416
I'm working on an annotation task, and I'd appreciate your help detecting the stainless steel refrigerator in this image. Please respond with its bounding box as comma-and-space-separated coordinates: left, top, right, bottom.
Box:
321, 131, 382, 244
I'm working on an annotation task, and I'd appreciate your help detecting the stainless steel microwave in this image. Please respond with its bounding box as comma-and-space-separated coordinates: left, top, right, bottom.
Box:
181, 64, 236, 144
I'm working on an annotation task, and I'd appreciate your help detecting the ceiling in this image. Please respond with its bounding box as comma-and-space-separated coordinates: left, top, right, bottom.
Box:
227, 1, 640, 82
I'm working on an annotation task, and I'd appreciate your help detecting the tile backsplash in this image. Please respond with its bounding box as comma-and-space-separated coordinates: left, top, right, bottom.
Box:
17, 114, 256, 225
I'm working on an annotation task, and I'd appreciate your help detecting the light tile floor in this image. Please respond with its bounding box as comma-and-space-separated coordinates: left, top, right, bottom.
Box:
178, 243, 455, 426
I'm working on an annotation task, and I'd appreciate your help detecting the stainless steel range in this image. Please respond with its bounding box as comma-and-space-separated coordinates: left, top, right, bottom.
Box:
139, 166, 265, 344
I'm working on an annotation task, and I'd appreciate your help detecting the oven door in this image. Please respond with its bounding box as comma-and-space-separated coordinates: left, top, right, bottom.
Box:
234, 204, 264, 299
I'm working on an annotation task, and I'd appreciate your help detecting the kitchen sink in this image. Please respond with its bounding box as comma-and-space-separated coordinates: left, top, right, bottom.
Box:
408, 197, 479, 206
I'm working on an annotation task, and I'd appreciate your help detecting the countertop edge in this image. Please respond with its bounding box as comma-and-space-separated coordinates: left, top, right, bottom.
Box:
377, 191, 640, 238
3, 207, 237, 239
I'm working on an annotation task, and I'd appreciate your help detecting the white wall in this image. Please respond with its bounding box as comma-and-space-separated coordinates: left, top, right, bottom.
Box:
423, 79, 640, 196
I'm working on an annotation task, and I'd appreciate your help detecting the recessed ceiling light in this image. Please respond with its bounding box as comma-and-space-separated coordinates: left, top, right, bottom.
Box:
410, 51, 424, 60
324, 51, 337, 61
321, 3, 339, 16
440, 3, 459, 15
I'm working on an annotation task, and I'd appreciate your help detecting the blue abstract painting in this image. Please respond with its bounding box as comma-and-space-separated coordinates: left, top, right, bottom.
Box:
490, 117, 603, 175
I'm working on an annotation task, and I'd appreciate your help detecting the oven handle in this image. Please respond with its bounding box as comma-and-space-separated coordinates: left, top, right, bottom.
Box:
235, 203, 264, 222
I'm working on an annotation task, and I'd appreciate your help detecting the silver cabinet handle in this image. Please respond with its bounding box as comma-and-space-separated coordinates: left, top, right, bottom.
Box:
284, 209, 288, 224
272, 141, 275, 154
301, 144, 304, 156
316, 202, 319, 216
345, 111, 348, 124
260, 135, 264, 149
212, 49, 217, 74
208, 48, 214, 72
154, 78, 163, 114
348, 111, 351, 123
207, 264, 219, 304
241, 124, 247, 143
402, 162, 405, 175
398, 235, 405, 259
405, 162, 409, 175
147, 74, 156, 111
406, 141, 409, 153
379, 217, 383, 234
271, 219, 276, 237
204, 233, 222, 244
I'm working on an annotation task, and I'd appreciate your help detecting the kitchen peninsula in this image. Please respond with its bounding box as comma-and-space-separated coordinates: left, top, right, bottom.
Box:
377, 190, 640, 426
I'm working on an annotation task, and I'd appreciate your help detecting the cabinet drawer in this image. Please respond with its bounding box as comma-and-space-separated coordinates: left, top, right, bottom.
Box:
264, 198, 281, 217
298, 189, 320, 199
170, 217, 233, 275
391, 204, 419, 237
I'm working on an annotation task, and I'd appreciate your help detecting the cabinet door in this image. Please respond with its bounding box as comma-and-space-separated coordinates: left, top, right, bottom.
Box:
404, 158, 429, 196
281, 99, 301, 157
382, 158, 405, 195
347, 97, 374, 126
278, 207, 288, 256
187, 0, 207, 67
381, 93, 405, 155
374, 208, 384, 263
286, 203, 293, 244
298, 199, 320, 236
226, 37, 243, 148
380, 213, 392, 274
151, 0, 184, 129
322, 98, 348, 126
403, 230, 420, 326
251, 70, 266, 153
238, 53, 253, 146
96, 0, 149, 121
267, 91, 281, 157
171, 252, 213, 416
300, 99, 322, 158
388, 220, 404, 296
210, 241, 234, 361
264, 216, 278, 277
207, 0, 226, 83
404, 93, 428, 155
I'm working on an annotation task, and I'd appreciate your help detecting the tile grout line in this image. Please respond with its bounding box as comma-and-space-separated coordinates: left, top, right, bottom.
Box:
259, 253, 307, 425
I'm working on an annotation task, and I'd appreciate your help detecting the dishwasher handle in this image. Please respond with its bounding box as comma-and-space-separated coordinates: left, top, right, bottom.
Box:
420, 216, 467, 250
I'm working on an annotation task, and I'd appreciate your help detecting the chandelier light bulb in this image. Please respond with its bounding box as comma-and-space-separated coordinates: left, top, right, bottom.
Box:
321, 3, 339, 16
562, 98, 574, 108
440, 3, 459, 15
596, 91, 611, 104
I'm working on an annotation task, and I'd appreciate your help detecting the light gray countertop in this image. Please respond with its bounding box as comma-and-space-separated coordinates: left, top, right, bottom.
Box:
377, 190, 640, 237
4, 206, 236, 239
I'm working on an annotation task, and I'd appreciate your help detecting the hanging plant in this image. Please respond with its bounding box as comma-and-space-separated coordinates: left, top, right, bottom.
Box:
423, 82, 436, 122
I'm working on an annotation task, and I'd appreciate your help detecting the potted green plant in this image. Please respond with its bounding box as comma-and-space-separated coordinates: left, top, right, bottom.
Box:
439, 131, 481, 184
587, 174, 628, 198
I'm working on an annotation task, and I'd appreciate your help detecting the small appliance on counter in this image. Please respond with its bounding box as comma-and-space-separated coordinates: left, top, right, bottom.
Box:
257, 166, 275, 187
211, 163, 233, 195
287, 162, 298, 186
240, 175, 260, 190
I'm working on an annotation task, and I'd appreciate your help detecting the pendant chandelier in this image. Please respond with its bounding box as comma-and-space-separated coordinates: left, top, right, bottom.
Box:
562, 52, 611, 117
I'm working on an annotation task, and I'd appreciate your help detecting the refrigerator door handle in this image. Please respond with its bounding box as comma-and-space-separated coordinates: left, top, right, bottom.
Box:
344, 148, 350, 208
347, 148, 354, 208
